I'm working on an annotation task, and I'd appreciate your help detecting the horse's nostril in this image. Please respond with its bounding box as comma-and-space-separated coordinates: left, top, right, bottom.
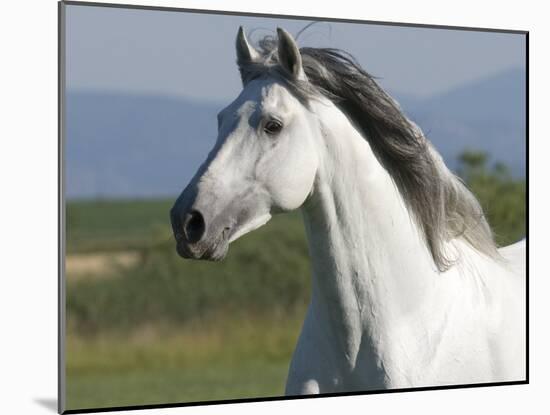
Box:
183, 210, 206, 244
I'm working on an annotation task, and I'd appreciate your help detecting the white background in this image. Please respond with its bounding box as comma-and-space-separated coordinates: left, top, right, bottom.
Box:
0, 0, 546, 414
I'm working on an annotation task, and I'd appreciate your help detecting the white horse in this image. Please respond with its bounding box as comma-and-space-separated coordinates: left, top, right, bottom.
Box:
170, 27, 526, 394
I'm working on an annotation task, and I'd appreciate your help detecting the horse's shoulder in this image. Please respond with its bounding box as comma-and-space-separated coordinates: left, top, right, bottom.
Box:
498, 239, 526, 279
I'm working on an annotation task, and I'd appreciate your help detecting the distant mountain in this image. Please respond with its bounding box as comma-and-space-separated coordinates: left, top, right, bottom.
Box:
397, 68, 526, 175
66, 68, 526, 199
66, 92, 221, 198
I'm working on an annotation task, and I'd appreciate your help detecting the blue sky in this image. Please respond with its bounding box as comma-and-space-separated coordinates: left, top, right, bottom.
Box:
65, 4, 525, 101
64, 4, 526, 199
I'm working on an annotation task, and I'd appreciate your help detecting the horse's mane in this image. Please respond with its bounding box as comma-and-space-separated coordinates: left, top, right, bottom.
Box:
239, 34, 500, 271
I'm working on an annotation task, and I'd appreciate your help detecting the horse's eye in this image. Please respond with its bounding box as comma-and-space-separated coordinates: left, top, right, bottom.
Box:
264, 120, 283, 135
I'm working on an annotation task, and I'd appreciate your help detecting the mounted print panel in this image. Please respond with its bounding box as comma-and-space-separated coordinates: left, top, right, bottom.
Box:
59, 1, 527, 413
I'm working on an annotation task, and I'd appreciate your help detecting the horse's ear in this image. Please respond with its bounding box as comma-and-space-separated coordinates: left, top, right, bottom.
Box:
236, 26, 260, 79
277, 28, 306, 80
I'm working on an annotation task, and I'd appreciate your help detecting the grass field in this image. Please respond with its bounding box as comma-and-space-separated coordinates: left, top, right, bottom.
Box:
66, 314, 303, 409
65, 198, 311, 410
67, 199, 175, 253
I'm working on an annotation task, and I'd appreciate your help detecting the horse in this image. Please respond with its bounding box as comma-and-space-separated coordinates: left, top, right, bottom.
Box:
170, 27, 526, 395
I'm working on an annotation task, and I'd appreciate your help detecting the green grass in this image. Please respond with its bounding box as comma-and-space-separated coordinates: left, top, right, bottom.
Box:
67, 364, 289, 410
67, 198, 174, 253
66, 207, 311, 333
66, 315, 303, 410
65, 200, 311, 409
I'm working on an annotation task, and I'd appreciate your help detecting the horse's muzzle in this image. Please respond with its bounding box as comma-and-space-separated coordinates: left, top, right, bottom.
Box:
170, 207, 229, 261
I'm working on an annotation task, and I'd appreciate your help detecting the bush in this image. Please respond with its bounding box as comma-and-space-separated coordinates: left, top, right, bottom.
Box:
457, 150, 526, 246
67, 212, 311, 334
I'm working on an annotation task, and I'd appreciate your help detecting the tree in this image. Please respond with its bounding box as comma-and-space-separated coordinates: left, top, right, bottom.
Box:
457, 150, 525, 246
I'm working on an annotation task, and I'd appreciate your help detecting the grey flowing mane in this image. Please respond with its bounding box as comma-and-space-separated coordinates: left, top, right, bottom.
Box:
238, 35, 499, 271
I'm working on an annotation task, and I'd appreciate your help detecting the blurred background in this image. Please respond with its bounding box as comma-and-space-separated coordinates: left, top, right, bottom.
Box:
64, 3, 526, 411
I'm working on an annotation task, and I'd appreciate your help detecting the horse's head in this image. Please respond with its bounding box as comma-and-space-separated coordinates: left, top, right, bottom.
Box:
170, 28, 318, 260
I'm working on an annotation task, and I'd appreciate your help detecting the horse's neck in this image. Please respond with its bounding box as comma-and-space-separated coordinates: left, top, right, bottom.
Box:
301, 102, 442, 369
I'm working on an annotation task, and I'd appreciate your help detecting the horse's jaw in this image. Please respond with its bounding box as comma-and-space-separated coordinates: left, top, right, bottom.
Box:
227, 213, 272, 243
